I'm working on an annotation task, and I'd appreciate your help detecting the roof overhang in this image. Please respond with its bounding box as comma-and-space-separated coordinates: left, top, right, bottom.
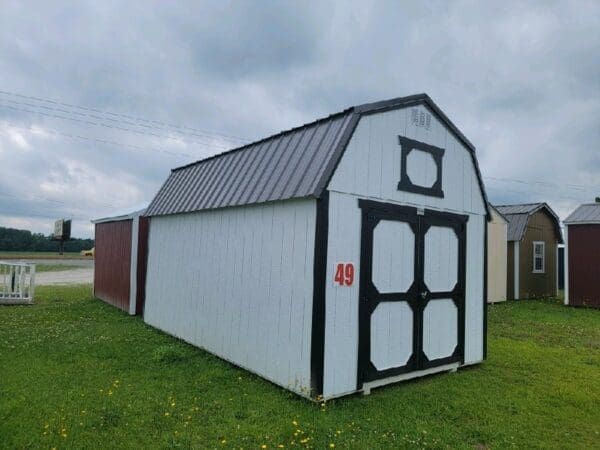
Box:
92, 208, 146, 224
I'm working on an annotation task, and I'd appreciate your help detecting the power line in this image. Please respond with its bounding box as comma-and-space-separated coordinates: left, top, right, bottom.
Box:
486, 185, 591, 202
0, 101, 234, 150
484, 176, 599, 193
0, 191, 117, 210
0, 121, 195, 159
0, 89, 249, 144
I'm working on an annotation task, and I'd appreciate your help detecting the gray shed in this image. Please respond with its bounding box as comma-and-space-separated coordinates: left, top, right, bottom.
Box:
143, 94, 489, 399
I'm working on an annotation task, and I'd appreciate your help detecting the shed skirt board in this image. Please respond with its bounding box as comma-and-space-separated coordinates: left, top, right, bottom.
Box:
357, 200, 467, 389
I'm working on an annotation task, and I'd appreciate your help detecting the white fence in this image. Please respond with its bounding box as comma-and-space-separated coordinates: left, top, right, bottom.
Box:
0, 261, 36, 305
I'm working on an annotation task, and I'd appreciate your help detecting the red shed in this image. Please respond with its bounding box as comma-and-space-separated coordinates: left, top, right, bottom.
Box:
564, 203, 600, 308
92, 209, 148, 314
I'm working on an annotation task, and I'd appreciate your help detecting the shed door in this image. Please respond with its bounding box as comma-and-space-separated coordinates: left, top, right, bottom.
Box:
357, 200, 467, 388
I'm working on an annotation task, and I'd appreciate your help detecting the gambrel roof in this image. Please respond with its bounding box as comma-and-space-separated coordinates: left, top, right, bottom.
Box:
145, 94, 490, 218
495, 203, 563, 243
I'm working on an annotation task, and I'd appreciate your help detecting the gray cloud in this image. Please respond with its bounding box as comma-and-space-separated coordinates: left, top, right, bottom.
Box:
0, 0, 599, 237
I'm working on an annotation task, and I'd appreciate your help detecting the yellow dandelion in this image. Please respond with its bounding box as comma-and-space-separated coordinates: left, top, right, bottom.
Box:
171, 402, 176, 407
329, 444, 335, 448
292, 420, 298, 426
261, 445, 267, 449
61, 433, 67, 438
164, 412, 170, 416
221, 439, 227, 444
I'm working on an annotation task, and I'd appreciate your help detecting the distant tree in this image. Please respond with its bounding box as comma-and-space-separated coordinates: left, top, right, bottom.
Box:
0, 226, 94, 252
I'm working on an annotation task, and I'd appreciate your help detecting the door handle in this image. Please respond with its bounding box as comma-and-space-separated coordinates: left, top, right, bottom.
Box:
421, 290, 428, 299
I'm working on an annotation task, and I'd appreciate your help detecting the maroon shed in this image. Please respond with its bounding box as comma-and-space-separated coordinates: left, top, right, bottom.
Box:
564, 203, 600, 308
92, 209, 148, 314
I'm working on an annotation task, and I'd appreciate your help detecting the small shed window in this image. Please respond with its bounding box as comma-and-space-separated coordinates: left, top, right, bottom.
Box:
532, 241, 545, 273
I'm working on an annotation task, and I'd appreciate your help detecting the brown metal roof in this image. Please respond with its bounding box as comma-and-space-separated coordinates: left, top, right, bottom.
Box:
145, 94, 491, 218
495, 203, 563, 243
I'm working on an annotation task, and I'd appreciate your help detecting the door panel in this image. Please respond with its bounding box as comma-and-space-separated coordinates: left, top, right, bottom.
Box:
372, 221, 415, 293
423, 299, 457, 360
357, 199, 467, 388
370, 302, 413, 370
424, 226, 458, 293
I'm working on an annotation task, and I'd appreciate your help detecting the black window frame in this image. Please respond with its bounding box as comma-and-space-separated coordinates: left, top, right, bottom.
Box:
397, 135, 445, 198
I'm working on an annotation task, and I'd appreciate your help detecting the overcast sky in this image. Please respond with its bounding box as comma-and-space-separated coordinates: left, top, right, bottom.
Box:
1, 1, 598, 238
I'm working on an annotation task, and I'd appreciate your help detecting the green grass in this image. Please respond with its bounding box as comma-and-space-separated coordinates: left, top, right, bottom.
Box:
32, 264, 82, 273
0, 287, 598, 449
0, 251, 91, 260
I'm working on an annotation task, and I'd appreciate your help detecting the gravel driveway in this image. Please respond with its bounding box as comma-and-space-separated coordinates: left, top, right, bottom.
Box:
35, 268, 93, 285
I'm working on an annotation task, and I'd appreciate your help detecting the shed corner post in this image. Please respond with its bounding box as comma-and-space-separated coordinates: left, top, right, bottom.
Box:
514, 241, 520, 300
563, 226, 569, 306
128, 215, 140, 315
310, 191, 329, 399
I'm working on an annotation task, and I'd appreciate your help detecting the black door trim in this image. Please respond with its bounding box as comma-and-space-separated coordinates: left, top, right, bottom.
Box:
357, 199, 468, 389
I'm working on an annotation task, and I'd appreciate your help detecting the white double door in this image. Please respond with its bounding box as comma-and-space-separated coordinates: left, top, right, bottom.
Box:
357, 200, 467, 386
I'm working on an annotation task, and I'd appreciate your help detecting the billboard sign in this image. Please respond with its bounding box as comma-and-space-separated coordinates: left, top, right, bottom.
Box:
53, 219, 72, 241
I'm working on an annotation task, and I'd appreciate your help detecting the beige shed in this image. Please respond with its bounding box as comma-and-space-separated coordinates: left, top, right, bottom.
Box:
487, 205, 508, 303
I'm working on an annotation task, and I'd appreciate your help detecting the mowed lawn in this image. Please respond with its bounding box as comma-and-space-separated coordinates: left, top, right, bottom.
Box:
1, 286, 598, 449
0, 251, 91, 260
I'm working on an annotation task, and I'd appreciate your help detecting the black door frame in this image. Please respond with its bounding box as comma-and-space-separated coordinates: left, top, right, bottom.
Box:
357, 199, 468, 389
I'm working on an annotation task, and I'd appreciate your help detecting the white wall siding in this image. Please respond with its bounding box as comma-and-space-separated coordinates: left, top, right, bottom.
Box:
144, 198, 316, 396
323, 191, 361, 398
328, 104, 486, 217
324, 191, 485, 397
464, 213, 485, 364
323, 104, 486, 397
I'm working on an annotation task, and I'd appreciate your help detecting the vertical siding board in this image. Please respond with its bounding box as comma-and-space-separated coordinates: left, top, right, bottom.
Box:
94, 220, 133, 312
144, 199, 316, 396
568, 225, 600, 307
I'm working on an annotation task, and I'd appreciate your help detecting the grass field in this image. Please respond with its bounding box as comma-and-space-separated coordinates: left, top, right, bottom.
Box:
0, 286, 598, 449
33, 263, 82, 273
0, 251, 92, 260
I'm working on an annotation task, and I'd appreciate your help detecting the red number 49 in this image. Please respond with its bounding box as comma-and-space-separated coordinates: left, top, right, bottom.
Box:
334, 263, 354, 286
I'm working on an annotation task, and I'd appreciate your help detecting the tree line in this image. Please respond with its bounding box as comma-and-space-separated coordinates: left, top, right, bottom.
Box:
0, 226, 94, 253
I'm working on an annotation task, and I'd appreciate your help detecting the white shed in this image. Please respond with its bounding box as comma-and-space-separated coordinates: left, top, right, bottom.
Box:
143, 94, 490, 400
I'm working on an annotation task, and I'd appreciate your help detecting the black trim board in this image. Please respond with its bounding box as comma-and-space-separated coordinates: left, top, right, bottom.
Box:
397, 136, 445, 198
310, 191, 329, 398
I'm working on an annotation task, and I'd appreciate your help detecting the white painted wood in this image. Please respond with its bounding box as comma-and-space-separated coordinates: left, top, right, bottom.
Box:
361, 362, 459, 397
128, 215, 139, 315
323, 191, 361, 398
322, 105, 486, 397
372, 220, 415, 293
324, 191, 486, 397
514, 241, 520, 300
423, 299, 457, 360
463, 213, 485, 364
0, 261, 35, 304
424, 226, 458, 293
328, 104, 486, 217
370, 302, 413, 370
564, 227, 569, 305
406, 149, 437, 188
487, 208, 508, 302
144, 198, 316, 397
